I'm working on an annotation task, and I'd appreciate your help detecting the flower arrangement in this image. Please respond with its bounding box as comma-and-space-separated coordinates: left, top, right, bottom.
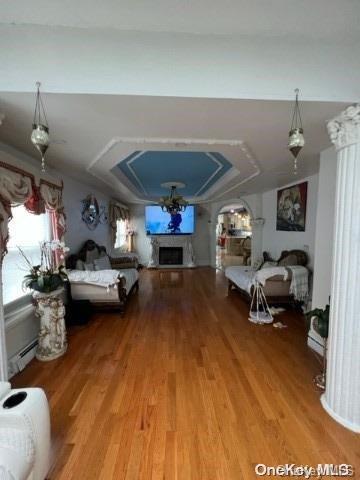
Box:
19, 240, 70, 294
126, 227, 135, 236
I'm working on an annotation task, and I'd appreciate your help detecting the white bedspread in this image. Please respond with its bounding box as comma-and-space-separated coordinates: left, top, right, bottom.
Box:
68, 268, 139, 294
255, 266, 288, 286
225, 266, 256, 294
67, 269, 120, 288
119, 268, 139, 294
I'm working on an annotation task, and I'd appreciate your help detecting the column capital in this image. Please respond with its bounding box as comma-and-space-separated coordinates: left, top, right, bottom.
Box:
327, 104, 360, 150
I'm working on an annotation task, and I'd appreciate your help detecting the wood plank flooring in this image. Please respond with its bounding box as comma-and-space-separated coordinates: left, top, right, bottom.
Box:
12, 268, 360, 479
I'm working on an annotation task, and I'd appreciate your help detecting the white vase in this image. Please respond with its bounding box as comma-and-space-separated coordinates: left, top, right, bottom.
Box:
32, 287, 67, 361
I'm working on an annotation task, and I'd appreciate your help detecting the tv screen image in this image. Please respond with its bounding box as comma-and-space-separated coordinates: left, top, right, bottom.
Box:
145, 206, 195, 235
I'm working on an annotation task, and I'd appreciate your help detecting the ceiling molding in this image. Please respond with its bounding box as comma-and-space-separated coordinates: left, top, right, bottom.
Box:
87, 136, 261, 203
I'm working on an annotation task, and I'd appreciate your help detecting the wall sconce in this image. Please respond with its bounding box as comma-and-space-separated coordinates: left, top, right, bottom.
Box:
81, 195, 108, 230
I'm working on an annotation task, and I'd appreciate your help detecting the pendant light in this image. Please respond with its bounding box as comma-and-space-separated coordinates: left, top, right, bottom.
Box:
288, 88, 305, 174
31, 82, 50, 172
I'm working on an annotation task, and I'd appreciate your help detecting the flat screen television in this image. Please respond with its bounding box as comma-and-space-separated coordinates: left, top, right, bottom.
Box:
145, 205, 195, 235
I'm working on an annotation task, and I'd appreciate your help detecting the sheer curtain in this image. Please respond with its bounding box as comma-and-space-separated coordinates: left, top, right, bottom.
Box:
114, 219, 128, 250
2, 206, 50, 305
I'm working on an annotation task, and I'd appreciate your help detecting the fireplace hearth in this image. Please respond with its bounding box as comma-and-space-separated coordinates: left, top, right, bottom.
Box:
159, 247, 183, 266
148, 235, 195, 268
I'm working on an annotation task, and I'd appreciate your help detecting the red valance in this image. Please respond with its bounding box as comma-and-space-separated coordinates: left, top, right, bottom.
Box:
0, 161, 65, 260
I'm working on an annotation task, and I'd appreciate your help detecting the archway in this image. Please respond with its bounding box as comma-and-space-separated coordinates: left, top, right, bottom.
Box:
214, 202, 253, 270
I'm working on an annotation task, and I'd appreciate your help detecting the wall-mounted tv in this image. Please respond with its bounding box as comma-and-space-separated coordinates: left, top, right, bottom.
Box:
145, 205, 195, 235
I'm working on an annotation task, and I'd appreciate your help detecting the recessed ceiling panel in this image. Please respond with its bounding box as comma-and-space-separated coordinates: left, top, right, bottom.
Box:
115, 150, 233, 197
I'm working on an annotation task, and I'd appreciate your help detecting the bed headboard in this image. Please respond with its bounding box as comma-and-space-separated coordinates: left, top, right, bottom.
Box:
263, 249, 308, 266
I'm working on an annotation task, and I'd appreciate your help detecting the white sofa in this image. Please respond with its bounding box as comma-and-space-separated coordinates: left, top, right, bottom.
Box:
0, 382, 50, 480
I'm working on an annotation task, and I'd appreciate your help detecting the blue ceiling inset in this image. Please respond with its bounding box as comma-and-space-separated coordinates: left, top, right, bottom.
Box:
115, 150, 233, 197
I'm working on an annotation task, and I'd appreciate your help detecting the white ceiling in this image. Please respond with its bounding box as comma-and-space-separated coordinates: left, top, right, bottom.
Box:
1, 2, 360, 102
0, 92, 345, 202
2, 0, 359, 39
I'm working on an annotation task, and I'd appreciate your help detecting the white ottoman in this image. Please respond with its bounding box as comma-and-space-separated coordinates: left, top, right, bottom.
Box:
0, 383, 50, 480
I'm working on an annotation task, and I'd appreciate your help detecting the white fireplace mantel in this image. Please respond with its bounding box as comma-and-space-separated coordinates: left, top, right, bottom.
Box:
148, 235, 196, 268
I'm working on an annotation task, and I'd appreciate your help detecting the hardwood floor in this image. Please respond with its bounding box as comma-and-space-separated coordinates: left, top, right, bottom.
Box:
13, 268, 360, 479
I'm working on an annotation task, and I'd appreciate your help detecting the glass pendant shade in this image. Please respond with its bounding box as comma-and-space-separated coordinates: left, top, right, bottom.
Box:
288, 89, 305, 159
288, 127, 305, 158
31, 82, 50, 172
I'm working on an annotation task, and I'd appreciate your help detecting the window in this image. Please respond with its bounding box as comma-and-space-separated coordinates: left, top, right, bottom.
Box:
114, 219, 128, 250
2, 205, 50, 305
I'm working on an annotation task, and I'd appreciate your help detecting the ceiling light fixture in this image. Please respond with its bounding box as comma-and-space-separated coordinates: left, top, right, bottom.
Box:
288, 88, 305, 174
159, 182, 188, 214
31, 82, 50, 172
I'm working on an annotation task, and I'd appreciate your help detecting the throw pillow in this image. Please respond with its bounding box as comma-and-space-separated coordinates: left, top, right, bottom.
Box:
278, 254, 298, 266
75, 259, 85, 270
94, 255, 112, 271
262, 261, 278, 269
84, 262, 95, 271
252, 258, 263, 271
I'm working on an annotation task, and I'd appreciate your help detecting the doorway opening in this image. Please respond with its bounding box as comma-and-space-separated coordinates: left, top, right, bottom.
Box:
216, 204, 252, 270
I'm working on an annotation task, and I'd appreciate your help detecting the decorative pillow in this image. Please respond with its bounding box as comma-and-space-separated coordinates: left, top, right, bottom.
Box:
278, 254, 298, 266
252, 258, 264, 271
262, 261, 278, 269
75, 259, 85, 270
94, 255, 112, 271
84, 262, 95, 271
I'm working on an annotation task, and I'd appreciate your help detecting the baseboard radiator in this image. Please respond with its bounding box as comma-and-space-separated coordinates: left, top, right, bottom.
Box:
8, 339, 38, 378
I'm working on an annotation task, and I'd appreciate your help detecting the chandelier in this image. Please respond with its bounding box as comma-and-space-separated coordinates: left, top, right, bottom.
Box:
31, 82, 50, 172
159, 182, 188, 214
288, 88, 305, 173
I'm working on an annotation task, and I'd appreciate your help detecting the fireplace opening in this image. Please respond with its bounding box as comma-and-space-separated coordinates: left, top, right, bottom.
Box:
159, 247, 183, 266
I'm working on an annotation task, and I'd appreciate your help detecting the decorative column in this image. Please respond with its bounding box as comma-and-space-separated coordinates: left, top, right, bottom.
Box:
322, 105, 360, 432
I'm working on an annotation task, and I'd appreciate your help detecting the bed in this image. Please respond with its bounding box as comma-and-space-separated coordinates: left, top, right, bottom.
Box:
226, 249, 309, 306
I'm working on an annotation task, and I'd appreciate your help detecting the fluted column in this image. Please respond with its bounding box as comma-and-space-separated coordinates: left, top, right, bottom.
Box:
322, 105, 360, 432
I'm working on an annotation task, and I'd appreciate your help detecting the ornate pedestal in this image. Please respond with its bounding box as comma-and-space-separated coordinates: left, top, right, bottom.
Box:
33, 287, 67, 361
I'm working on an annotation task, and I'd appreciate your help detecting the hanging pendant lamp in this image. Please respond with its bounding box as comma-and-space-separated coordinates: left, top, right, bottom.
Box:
31, 82, 50, 172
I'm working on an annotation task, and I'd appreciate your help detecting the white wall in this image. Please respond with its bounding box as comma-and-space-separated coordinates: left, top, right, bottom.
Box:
312, 148, 337, 308
130, 203, 212, 266
261, 174, 319, 269
308, 147, 337, 354
62, 175, 111, 253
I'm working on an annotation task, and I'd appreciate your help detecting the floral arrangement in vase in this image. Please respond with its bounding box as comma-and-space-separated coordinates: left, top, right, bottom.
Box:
126, 226, 135, 236
19, 240, 70, 294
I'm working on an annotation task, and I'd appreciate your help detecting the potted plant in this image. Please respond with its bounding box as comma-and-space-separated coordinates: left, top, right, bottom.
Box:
19, 241, 70, 361
306, 304, 330, 390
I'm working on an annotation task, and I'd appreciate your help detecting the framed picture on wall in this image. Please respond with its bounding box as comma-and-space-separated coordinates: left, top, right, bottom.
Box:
276, 181, 307, 231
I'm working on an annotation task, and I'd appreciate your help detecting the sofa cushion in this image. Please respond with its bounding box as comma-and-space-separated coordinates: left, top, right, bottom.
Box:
75, 259, 85, 270
94, 256, 112, 271
278, 254, 298, 266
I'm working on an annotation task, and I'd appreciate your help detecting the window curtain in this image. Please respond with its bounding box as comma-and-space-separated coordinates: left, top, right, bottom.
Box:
40, 180, 66, 241
0, 161, 65, 381
109, 201, 129, 248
